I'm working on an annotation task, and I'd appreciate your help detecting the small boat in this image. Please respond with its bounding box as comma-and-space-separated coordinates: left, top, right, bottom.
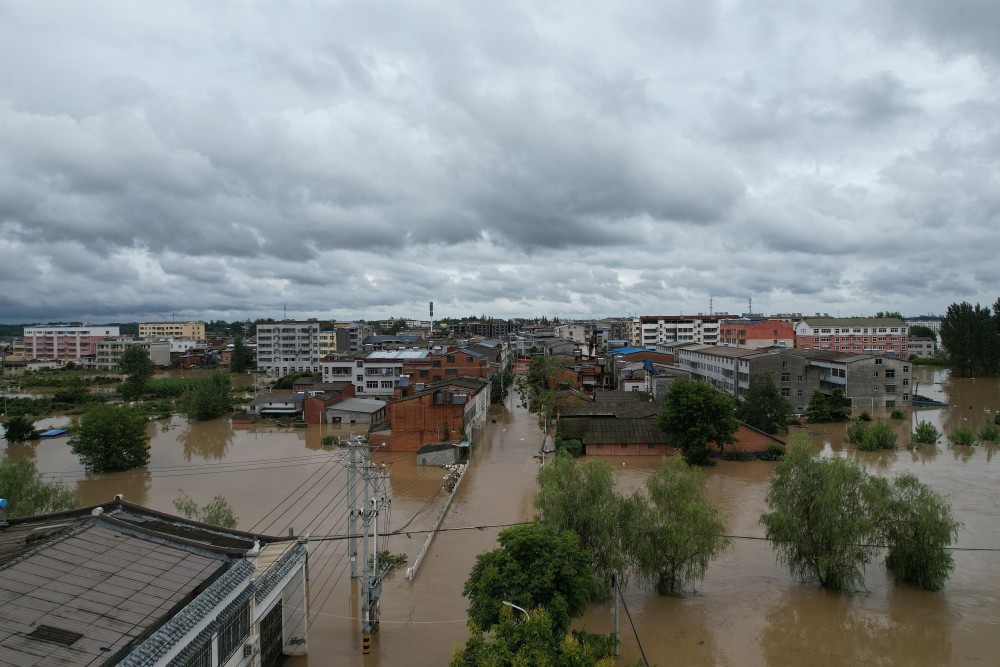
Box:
38, 428, 71, 438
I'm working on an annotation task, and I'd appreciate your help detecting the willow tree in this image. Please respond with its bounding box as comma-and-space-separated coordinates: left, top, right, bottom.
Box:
630, 456, 730, 596
882, 474, 961, 591
760, 437, 885, 591
535, 451, 631, 598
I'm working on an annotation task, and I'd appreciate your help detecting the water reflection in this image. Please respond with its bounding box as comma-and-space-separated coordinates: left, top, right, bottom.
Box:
908, 444, 939, 464
75, 467, 152, 507
180, 417, 233, 461
761, 586, 953, 666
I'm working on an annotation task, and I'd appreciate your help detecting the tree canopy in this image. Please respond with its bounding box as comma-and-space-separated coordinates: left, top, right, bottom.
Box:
178, 373, 232, 421
939, 299, 1000, 377
230, 337, 255, 374
907, 324, 937, 340
173, 491, 238, 528
69, 404, 150, 473
450, 606, 616, 667
119, 345, 155, 401
658, 379, 740, 465
805, 389, 852, 423
740, 373, 791, 434
761, 436, 960, 592
2, 415, 39, 443
462, 522, 595, 637
630, 456, 730, 596
0, 459, 78, 518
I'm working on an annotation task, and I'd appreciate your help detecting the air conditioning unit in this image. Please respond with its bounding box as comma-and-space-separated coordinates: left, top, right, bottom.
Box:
243, 639, 260, 658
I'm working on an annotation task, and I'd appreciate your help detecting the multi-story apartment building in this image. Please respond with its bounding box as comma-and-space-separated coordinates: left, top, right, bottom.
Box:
93, 338, 171, 369
451, 319, 518, 338
719, 318, 795, 349
138, 321, 206, 340
637, 315, 730, 348
908, 337, 937, 358
676, 344, 912, 412
318, 329, 338, 357
794, 317, 909, 360
23, 325, 120, 361
322, 351, 421, 397
332, 322, 372, 352
255, 321, 321, 375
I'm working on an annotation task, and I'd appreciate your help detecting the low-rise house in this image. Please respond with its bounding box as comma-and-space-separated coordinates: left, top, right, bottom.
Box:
0, 498, 308, 666
369, 376, 491, 452
323, 397, 387, 425
247, 393, 303, 417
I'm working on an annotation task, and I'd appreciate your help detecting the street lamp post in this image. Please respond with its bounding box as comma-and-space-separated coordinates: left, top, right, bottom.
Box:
501, 601, 530, 622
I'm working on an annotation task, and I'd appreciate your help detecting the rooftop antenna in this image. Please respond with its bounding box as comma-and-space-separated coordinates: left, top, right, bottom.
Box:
709, 296, 714, 316
284, 304, 287, 320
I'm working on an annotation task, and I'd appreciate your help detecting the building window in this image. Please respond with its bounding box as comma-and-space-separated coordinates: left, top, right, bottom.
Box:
886, 384, 897, 393
885, 369, 896, 379
381, 380, 393, 389
781, 388, 791, 397
873, 371, 879, 378
432, 360, 441, 368
780, 373, 790, 382
356, 375, 363, 382
797, 375, 803, 382
903, 366, 909, 373
367, 381, 379, 389
797, 390, 803, 397
217, 602, 251, 665
181, 642, 211, 667
596, 444, 604, 450
419, 369, 429, 378
875, 358, 882, 365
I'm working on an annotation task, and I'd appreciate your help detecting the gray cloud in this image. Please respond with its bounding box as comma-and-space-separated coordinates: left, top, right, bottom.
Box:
0, 0, 997, 324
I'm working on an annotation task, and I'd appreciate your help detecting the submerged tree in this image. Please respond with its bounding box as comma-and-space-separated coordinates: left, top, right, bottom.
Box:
178, 373, 232, 421
2, 415, 39, 443
740, 373, 791, 434
173, 491, 238, 528
69, 404, 150, 473
631, 456, 730, 596
0, 459, 78, 518
882, 474, 960, 591
658, 379, 740, 466
535, 452, 630, 598
760, 437, 885, 591
119, 345, 155, 401
462, 522, 594, 637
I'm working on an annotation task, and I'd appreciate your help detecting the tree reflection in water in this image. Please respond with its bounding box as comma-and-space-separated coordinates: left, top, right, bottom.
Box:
75, 467, 153, 507
761, 586, 952, 666
180, 419, 233, 461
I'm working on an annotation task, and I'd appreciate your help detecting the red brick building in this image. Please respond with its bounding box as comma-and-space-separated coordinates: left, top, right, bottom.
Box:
719, 319, 794, 349
370, 377, 490, 452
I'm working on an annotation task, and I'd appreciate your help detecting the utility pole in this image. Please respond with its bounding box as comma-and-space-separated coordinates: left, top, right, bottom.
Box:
343, 434, 391, 655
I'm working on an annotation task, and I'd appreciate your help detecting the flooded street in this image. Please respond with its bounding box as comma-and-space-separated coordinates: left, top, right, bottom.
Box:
3, 366, 1000, 664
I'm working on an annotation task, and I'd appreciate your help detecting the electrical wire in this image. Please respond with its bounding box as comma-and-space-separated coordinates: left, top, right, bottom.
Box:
617, 584, 650, 667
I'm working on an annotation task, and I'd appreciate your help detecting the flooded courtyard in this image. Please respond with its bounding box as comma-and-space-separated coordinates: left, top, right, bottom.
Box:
3, 366, 1000, 665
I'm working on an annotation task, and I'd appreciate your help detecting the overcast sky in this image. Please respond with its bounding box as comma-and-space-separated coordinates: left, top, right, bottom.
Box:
1, 1, 997, 324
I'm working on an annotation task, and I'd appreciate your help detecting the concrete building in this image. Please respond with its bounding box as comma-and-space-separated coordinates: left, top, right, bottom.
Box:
637, 315, 731, 347
676, 344, 912, 411
0, 498, 308, 667
369, 376, 491, 452
323, 397, 387, 424
908, 336, 938, 358
450, 319, 518, 338
794, 317, 910, 360
138, 321, 206, 340
719, 318, 795, 349
322, 351, 425, 398
93, 338, 171, 369
256, 321, 321, 376
23, 325, 120, 362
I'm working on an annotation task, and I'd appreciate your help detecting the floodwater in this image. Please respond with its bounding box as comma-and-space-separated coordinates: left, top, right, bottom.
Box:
2, 366, 999, 665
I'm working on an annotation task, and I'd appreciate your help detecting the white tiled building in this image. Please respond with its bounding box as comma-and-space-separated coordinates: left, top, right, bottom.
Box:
256, 321, 321, 376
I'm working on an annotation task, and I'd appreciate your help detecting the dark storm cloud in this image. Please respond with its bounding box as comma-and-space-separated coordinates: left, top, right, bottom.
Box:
0, 0, 997, 322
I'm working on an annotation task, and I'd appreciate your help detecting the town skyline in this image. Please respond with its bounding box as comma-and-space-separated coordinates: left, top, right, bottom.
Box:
2, 2, 998, 324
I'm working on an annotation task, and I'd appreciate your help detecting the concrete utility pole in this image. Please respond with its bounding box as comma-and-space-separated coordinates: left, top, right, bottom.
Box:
343, 434, 391, 655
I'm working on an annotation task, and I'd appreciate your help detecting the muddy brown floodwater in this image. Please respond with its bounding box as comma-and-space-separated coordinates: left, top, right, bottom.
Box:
3, 366, 1000, 665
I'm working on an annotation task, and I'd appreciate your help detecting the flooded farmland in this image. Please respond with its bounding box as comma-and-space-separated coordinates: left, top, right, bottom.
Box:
3, 366, 1000, 665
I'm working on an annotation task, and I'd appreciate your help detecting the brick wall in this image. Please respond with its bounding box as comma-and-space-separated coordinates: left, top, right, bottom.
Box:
585, 443, 678, 456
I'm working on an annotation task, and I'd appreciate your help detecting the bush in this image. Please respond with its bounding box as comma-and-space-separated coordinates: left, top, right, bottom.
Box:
978, 423, 1000, 444
846, 421, 869, 445
321, 435, 340, 447
949, 425, 976, 447
759, 444, 786, 461
890, 410, 906, 420
858, 411, 873, 422
720, 449, 755, 461
555, 437, 583, 457
850, 420, 898, 451
911, 421, 941, 446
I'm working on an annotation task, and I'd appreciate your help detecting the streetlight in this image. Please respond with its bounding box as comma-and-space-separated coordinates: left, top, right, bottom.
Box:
502, 601, 529, 621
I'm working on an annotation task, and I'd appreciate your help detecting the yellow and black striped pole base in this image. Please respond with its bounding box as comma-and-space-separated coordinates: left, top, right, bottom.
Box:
362, 632, 371, 654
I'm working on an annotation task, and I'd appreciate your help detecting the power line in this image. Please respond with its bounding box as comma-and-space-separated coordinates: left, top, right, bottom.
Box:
617, 584, 649, 667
